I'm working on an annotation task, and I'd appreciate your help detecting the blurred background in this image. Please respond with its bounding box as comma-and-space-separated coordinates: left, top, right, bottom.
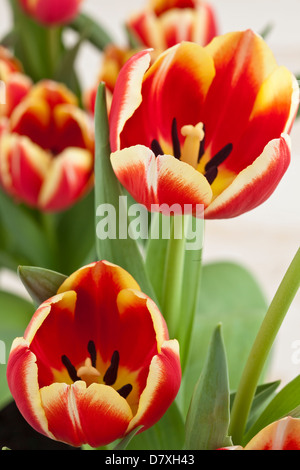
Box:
0, 0, 299, 386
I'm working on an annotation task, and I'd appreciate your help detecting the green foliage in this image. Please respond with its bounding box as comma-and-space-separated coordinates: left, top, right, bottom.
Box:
185, 325, 232, 450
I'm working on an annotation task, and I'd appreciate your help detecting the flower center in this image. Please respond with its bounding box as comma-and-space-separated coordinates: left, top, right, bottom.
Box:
151, 118, 233, 187
61, 341, 133, 399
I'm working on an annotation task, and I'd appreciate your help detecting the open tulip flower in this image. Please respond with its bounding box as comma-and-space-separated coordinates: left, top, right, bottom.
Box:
0, 46, 32, 118
110, 30, 299, 219
19, 0, 84, 26
221, 417, 300, 451
6, 260, 181, 448
127, 0, 218, 50
0, 79, 94, 212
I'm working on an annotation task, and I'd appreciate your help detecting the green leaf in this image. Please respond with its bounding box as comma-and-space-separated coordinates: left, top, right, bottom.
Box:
94, 84, 156, 301
113, 426, 143, 450
184, 324, 232, 450
0, 190, 53, 268
180, 261, 267, 414
244, 374, 300, 444
69, 13, 114, 51
230, 380, 280, 431
176, 215, 204, 372
10, 0, 63, 80
55, 190, 96, 275
18, 266, 67, 306
126, 402, 185, 450
53, 33, 85, 100
0, 291, 34, 408
145, 213, 169, 305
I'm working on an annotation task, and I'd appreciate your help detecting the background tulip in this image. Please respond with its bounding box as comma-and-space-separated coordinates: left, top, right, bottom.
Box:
0, 79, 94, 212
127, 0, 218, 50
7, 260, 181, 448
18, 0, 84, 26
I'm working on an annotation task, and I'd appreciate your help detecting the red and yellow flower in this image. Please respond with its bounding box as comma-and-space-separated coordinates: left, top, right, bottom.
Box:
109, 30, 299, 219
7, 260, 181, 448
221, 417, 300, 450
127, 0, 218, 50
19, 0, 84, 26
0, 79, 94, 212
0, 46, 32, 118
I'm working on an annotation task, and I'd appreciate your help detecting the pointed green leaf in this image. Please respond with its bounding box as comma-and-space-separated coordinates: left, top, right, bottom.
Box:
18, 266, 67, 306
94, 83, 157, 302
185, 324, 231, 450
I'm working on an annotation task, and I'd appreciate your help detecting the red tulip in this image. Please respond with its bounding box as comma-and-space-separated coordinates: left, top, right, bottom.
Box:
109, 31, 299, 219
0, 80, 94, 212
221, 417, 300, 450
127, 0, 218, 50
19, 0, 84, 26
7, 261, 181, 448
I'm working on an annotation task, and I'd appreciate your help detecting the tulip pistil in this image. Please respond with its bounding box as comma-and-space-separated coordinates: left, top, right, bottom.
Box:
61, 346, 133, 399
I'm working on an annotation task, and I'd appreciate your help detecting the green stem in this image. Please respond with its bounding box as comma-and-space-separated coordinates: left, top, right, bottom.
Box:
229, 247, 300, 445
46, 26, 63, 77
162, 215, 186, 336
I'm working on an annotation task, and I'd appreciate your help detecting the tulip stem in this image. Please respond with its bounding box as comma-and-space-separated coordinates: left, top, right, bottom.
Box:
229, 247, 300, 445
162, 215, 186, 337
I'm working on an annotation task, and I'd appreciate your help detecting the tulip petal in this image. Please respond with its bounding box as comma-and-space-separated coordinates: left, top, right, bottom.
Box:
120, 43, 215, 151
2, 73, 32, 117
57, 261, 141, 364
245, 417, 300, 450
126, 339, 181, 434
110, 49, 152, 152
38, 147, 93, 212
111, 145, 213, 214
202, 30, 280, 161
0, 134, 51, 206
25, 292, 79, 387
227, 66, 299, 173
53, 104, 94, 153
116, 289, 169, 371
40, 381, 133, 448
6, 337, 54, 440
204, 134, 291, 219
